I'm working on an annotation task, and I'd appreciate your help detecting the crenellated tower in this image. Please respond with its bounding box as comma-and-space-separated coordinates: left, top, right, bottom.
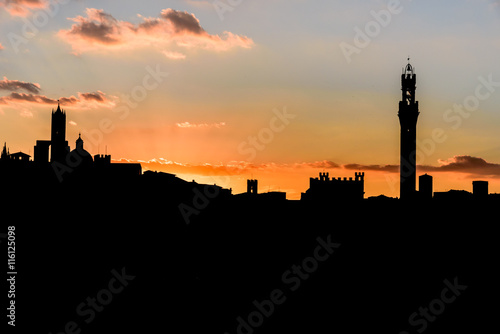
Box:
247, 179, 258, 194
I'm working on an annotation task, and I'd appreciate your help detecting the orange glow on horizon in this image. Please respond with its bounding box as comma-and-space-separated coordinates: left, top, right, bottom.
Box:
131, 159, 500, 200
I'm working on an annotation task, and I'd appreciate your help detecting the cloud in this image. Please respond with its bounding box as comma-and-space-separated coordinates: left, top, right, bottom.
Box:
0, 92, 53, 105
342, 155, 500, 178
0, 90, 117, 109
58, 8, 254, 56
160, 8, 205, 35
297, 160, 341, 169
183, 0, 213, 9
343, 163, 398, 173
61, 8, 123, 46
176, 121, 226, 129
117, 159, 345, 179
0, 77, 41, 94
0, 77, 117, 113
0, 43, 4, 50
162, 50, 187, 60
0, 0, 48, 17
105, 156, 500, 190
429, 155, 500, 177
157, 155, 500, 177
78, 90, 110, 103
121, 159, 282, 177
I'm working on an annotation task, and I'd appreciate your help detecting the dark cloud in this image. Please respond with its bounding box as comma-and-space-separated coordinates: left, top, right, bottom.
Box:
0, 90, 115, 109
342, 155, 500, 178
71, 21, 119, 44
343, 163, 399, 173
79, 91, 106, 102
65, 9, 121, 45
58, 8, 254, 55
63, 8, 205, 47
160, 8, 205, 35
0, 92, 53, 104
0, 78, 112, 108
423, 156, 500, 177
0, 77, 41, 94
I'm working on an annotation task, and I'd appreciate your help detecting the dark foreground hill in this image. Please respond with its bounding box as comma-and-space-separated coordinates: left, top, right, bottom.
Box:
2, 192, 498, 333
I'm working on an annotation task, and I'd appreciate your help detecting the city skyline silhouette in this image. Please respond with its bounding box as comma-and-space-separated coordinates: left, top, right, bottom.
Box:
1, 2, 499, 334
1, 60, 498, 203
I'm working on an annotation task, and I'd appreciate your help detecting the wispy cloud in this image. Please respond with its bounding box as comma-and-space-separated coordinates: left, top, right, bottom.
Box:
0, 91, 116, 109
0, 78, 117, 111
431, 155, 500, 177
0, 0, 48, 17
343, 163, 398, 173
183, 0, 213, 9
162, 50, 187, 60
0, 77, 41, 94
344, 155, 500, 178
58, 8, 254, 56
127, 156, 500, 179
175, 121, 226, 129
122, 159, 384, 178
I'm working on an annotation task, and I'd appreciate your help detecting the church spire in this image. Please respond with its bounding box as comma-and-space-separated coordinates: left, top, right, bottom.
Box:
1, 142, 8, 160
76, 133, 83, 147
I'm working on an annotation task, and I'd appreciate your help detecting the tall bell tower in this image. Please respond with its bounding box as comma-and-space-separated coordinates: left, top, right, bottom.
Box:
50, 101, 69, 162
398, 59, 419, 200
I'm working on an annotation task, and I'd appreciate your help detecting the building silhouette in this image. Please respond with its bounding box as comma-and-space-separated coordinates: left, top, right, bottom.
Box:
1, 104, 142, 189
398, 60, 420, 200
1, 143, 31, 164
233, 179, 286, 201
472, 180, 488, 199
50, 102, 70, 162
247, 179, 258, 195
301, 172, 364, 201
34, 102, 70, 164
419, 173, 433, 200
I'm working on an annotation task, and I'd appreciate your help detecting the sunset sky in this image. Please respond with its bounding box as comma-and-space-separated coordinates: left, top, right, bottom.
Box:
1, 0, 500, 198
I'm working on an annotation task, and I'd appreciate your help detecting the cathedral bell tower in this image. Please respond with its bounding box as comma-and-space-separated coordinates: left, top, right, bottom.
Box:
398, 60, 420, 200
50, 101, 70, 163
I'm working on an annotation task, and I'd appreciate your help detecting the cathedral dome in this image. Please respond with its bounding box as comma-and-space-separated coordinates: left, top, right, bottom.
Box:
71, 134, 93, 168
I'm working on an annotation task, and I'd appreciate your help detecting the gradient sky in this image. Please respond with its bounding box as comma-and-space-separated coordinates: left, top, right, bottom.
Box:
1, 0, 500, 198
